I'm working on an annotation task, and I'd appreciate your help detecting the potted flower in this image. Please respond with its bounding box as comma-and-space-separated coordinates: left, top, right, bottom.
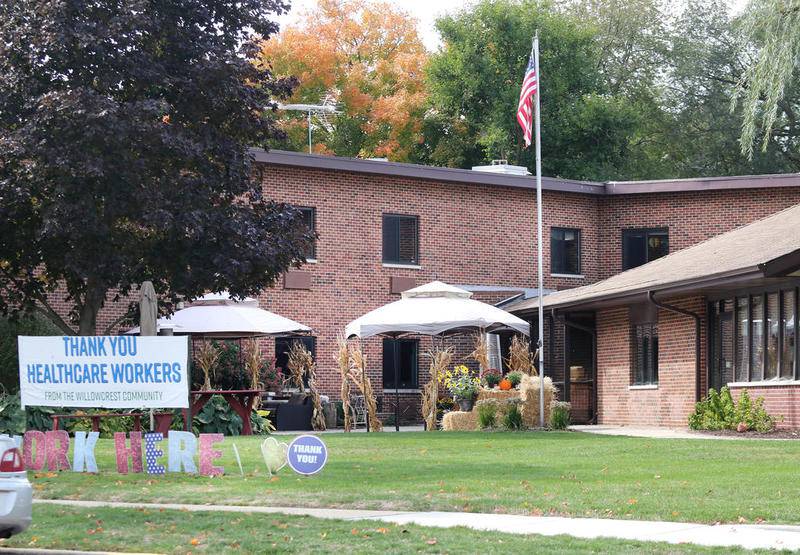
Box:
483, 368, 502, 389
441, 365, 480, 412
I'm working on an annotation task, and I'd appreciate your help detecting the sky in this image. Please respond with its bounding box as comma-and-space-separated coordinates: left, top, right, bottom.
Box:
277, 0, 751, 51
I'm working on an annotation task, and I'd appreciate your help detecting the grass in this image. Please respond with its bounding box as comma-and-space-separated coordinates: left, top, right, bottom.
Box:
0, 504, 783, 554
29, 431, 800, 525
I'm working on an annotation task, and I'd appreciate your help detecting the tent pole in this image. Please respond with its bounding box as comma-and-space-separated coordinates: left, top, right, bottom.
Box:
394, 339, 400, 432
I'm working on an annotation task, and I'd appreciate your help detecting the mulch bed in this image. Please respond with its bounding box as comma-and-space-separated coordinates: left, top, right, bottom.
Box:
692, 428, 800, 439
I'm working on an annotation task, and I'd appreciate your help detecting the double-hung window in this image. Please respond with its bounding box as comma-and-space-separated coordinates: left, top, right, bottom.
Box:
622, 228, 668, 270
382, 214, 419, 265
631, 323, 658, 385
551, 227, 581, 275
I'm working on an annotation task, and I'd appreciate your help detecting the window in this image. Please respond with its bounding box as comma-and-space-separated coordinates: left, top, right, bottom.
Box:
711, 288, 799, 385
274, 336, 316, 375
622, 228, 668, 270
631, 323, 658, 385
382, 214, 419, 265
297, 207, 317, 260
382, 338, 419, 389
551, 227, 581, 275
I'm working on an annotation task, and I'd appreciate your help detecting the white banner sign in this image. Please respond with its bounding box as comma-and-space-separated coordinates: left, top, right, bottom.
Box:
18, 336, 189, 409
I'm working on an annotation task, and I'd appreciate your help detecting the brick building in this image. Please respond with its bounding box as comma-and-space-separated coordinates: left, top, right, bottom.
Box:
86, 148, 800, 427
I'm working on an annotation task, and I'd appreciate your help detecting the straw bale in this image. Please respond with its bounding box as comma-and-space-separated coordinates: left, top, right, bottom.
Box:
441, 410, 478, 431
519, 375, 555, 428
477, 388, 520, 402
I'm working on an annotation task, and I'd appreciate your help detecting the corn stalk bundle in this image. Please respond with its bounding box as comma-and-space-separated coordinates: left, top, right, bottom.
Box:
306, 361, 326, 431
195, 341, 220, 391
242, 339, 263, 408
286, 341, 312, 392
506, 335, 537, 376
421, 347, 453, 431
347, 344, 382, 432
336, 335, 352, 432
469, 333, 490, 374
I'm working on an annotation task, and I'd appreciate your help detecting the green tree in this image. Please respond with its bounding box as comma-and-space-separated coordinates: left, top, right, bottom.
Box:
0, 0, 313, 335
664, 0, 797, 175
421, 0, 649, 181
735, 0, 800, 158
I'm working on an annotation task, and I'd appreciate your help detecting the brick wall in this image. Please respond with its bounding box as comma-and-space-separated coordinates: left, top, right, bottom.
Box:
595, 296, 706, 427
728, 385, 800, 429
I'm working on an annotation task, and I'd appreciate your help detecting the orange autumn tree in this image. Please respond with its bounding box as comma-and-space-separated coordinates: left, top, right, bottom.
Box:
257, 0, 427, 161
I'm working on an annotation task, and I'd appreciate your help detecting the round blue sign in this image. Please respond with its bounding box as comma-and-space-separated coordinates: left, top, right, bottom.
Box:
286, 434, 328, 475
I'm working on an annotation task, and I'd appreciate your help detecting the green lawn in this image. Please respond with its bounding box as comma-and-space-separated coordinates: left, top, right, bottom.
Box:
1, 504, 783, 554
29, 431, 800, 525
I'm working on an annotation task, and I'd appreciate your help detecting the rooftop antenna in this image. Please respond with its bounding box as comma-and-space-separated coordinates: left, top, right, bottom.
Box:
278, 94, 340, 153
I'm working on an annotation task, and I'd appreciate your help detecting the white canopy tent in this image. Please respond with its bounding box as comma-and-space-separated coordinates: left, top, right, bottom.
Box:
344, 281, 530, 431
345, 281, 530, 339
127, 292, 311, 338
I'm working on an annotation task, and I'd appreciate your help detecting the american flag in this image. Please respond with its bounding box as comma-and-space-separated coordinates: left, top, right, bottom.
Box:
516, 51, 538, 148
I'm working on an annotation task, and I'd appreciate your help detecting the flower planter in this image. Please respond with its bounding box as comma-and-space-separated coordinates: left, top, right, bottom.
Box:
455, 395, 475, 412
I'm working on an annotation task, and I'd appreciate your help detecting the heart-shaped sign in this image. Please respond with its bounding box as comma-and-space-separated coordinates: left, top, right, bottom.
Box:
260, 437, 288, 476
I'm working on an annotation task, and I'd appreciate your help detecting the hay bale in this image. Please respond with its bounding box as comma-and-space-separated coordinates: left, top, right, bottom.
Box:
519, 375, 555, 428
441, 410, 478, 431
477, 388, 520, 402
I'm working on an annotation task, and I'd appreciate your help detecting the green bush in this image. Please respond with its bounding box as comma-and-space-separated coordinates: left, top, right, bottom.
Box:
0, 391, 26, 435
476, 399, 499, 428
193, 394, 244, 435
0, 315, 61, 394
689, 387, 775, 432
506, 371, 523, 388
503, 399, 523, 430
550, 401, 571, 430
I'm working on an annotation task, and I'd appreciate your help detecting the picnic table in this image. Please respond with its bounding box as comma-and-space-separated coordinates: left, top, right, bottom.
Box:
183, 389, 262, 435
51, 412, 173, 435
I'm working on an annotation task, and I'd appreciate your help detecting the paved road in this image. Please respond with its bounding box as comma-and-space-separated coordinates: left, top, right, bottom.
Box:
35, 498, 800, 551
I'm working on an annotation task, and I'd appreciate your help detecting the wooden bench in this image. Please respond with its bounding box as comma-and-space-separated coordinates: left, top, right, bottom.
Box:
51, 412, 174, 435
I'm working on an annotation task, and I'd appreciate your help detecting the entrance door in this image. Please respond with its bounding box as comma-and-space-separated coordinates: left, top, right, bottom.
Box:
564, 316, 596, 424
711, 309, 734, 391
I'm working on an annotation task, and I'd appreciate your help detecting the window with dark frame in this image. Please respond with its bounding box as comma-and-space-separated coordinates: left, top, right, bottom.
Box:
274, 336, 317, 376
709, 288, 800, 386
631, 323, 658, 385
551, 227, 581, 275
382, 338, 419, 389
296, 207, 317, 260
622, 228, 669, 270
382, 214, 419, 265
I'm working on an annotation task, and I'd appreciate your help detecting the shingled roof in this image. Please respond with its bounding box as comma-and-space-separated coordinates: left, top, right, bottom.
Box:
507, 202, 800, 313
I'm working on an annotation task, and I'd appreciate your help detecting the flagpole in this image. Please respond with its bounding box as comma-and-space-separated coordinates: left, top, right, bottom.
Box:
533, 33, 545, 429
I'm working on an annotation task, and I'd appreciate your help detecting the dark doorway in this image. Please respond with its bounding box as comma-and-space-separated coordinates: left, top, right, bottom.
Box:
563, 313, 596, 424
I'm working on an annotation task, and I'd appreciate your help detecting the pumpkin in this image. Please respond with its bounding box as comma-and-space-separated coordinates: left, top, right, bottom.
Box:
498, 378, 513, 391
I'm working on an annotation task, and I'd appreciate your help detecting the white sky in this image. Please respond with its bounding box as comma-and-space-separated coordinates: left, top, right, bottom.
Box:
278, 0, 750, 51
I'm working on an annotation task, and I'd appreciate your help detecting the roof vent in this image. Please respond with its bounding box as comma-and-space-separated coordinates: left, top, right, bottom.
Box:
471, 160, 530, 176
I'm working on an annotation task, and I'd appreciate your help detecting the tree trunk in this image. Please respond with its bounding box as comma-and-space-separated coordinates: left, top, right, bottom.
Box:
78, 284, 105, 336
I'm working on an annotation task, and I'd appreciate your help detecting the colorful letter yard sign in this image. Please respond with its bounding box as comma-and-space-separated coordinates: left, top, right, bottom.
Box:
287, 435, 328, 475
18, 336, 189, 409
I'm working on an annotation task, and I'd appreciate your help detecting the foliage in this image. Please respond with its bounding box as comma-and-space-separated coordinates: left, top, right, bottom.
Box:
193, 395, 244, 436
550, 401, 571, 430
67, 410, 139, 438
0, 391, 26, 435
0, 314, 61, 394
506, 371, 523, 388
440, 365, 480, 399
476, 399, 499, 429
483, 369, 502, 388
734, 0, 800, 158
688, 387, 776, 433
502, 399, 524, 430
0, 0, 313, 335
258, 0, 428, 161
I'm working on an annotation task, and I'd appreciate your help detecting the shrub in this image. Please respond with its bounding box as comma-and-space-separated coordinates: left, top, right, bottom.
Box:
503, 399, 524, 430
67, 409, 140, 437
0, 392, 26, 435
476, 399, 499, 428
483, 369, 502, 388
506, 371, 523, 388
689, 387, 775, 432
0, 315, 61, 394
550, 401, 571, 430
193, 394, 244, 435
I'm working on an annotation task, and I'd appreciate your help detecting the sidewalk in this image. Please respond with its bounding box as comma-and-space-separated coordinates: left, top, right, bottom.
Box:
35, 499, 800, 551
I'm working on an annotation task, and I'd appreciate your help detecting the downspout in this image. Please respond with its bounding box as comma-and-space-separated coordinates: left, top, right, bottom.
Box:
556, 310, 598, 425
647, 291, 703, 402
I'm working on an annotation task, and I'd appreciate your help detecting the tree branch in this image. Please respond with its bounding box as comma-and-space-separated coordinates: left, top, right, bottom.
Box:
101, 309, 136, 335
33, 302, 76, 336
